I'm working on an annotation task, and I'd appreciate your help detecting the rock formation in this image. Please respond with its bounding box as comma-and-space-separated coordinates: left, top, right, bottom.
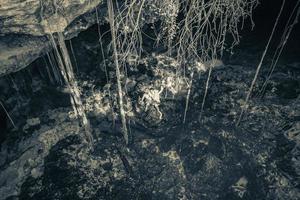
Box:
0, 0, 105, 76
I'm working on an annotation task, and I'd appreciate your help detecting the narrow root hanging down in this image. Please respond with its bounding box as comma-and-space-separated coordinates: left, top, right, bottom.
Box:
259, 0, 300, 97
0, 100, 17, 129
48, 33, 94, 148
236, 0, 287, 126
107, 0, 129, 145
95, 5, 116, 128
46, 52, 63, 85
183, 71, 194, 124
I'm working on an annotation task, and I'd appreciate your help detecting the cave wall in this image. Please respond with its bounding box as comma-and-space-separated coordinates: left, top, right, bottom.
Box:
0, 0, 106, 77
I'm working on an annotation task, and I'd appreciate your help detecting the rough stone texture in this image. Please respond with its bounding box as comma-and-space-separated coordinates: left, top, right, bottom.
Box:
0, 34, 50, 76
0, 0, 105, 77
0, 0, 103, 36
0, 108, 82, 200
0, 48, 299, 199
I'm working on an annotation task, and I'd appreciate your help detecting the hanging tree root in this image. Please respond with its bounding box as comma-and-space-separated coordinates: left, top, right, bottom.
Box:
107, 0, 129, 145
48, 33, 94, 149
258, 0, 300, 97
183, 71, 194, 124
236, 0, 286, 126
102, 0, 258, 132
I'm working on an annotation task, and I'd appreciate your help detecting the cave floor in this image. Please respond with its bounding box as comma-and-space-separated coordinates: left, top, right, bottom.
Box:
0, 28, 300, 200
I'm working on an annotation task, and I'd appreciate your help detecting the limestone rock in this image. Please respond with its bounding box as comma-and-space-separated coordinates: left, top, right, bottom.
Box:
0, 34, 50, 76
0, 0, 103, 36
0, 0, 105, 77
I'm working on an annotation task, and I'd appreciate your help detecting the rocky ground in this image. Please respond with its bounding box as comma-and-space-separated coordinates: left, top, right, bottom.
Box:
0, 25, 300, 200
